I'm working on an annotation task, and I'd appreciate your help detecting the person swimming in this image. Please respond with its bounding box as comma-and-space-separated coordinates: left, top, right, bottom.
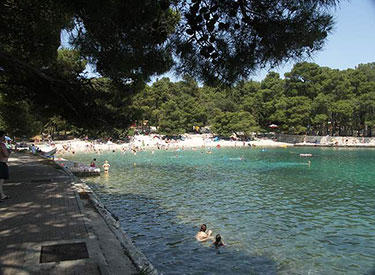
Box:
195, 224, 213, 242
213, 234, 225, 249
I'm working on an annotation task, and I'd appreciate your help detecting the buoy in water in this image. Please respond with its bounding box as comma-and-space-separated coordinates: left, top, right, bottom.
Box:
300, 153, 312, 157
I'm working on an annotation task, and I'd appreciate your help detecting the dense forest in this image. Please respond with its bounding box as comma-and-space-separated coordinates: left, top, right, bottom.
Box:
130, 61, 375, 137
1, 60, 374, 138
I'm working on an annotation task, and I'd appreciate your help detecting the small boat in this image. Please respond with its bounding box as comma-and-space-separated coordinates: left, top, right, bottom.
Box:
57, 161, 101, 177
300, 153, 312, 157
40, 147, 57, 156
70, 166, 100, 177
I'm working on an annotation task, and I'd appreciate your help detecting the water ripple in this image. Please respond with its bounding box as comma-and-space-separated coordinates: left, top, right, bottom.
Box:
66, 148, 375, 275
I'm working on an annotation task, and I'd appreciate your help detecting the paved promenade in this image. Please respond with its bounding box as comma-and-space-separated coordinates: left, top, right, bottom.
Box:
0, 152, 139, 275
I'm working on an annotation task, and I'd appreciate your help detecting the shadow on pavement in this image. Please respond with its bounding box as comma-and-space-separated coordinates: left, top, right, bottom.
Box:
0, 153, 88, 274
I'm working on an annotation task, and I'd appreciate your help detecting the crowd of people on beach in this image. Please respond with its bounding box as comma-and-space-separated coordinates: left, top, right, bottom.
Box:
50, 134, 264, 157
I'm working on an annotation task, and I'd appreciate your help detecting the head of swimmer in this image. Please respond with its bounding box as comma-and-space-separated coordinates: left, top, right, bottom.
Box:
215, 234, 221, 243
199, 224, 207, 232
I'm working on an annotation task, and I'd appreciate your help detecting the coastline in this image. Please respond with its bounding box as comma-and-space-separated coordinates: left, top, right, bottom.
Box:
294, 143, 375, 148
33, 134, 375, 157
43, 136, 375, 274
1, 152, 151, 274
53, 140, 375, 274
45, 134, 293, 156
61, 164, 159, 274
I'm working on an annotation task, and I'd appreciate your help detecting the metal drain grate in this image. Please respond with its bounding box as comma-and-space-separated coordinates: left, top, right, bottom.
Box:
40, 242, 89, 263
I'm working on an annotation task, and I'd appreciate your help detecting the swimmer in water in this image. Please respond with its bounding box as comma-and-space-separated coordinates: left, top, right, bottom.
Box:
213, 234, 225, 249
195, 224, 213, 242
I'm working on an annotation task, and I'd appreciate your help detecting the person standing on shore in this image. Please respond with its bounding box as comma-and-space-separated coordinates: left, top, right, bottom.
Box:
30, 144, 37, 154
0, 131, 11, 201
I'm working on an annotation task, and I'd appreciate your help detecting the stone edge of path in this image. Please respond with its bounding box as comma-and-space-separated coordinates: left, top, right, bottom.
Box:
49, 157, 159, 275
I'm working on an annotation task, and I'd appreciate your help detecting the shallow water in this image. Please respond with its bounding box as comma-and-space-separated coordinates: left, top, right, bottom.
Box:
64, 147, 375, 275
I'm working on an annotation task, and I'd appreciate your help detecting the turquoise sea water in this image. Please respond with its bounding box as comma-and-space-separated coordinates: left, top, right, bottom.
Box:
64, 147, 375, 275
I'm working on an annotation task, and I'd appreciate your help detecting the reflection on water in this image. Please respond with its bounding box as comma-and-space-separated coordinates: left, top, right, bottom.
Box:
65, 148, 375, 275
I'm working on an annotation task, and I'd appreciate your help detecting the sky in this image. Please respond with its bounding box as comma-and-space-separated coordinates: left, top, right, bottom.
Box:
248, 0, 375, 81
73, 0, 375, 82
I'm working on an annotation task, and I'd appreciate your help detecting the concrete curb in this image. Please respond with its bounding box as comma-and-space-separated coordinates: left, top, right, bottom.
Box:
57, 160, 159, 275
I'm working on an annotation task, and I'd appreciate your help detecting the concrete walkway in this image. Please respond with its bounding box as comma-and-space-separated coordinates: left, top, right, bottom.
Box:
0, 152, 139, 275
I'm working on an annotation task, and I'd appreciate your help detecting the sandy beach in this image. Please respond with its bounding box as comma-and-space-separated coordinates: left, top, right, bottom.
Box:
29, 133, 375, 158
44, 134, 292, 155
